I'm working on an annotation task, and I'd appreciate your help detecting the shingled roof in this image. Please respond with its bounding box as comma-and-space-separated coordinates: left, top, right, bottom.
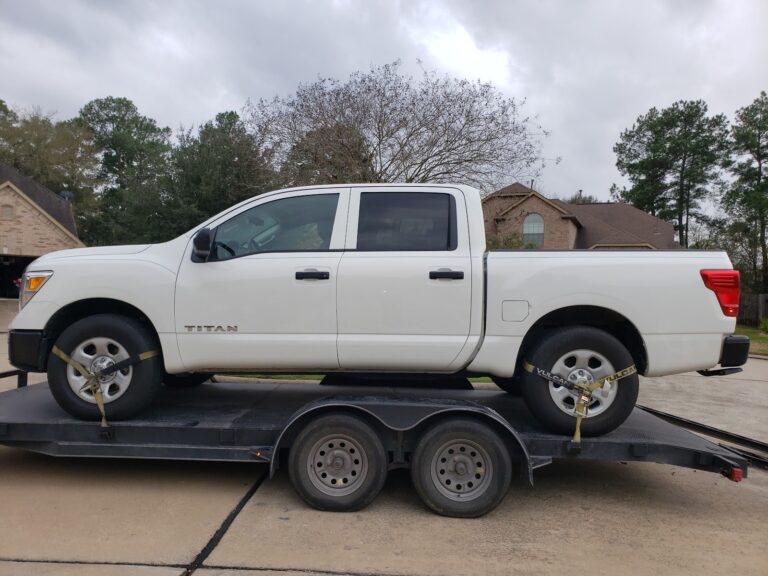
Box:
0, 162, 78, 236
551, 200, 677, 249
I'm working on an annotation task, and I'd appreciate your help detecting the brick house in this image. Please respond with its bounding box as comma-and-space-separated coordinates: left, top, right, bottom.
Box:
0, 163, 84, 297
483, 182, 677, 250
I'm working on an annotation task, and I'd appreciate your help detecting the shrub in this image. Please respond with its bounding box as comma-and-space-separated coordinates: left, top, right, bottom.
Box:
486, 233, 524, 250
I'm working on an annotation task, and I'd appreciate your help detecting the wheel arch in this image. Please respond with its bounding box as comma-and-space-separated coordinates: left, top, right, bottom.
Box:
270, 401, 533, 484
42, 298, 163, 369
517, 305, 648, 377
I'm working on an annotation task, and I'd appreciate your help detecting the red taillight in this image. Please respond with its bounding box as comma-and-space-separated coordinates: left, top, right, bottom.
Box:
700, 270, 740, 317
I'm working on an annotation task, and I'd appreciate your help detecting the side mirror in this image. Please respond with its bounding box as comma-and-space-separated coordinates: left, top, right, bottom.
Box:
192, 228, 212, 262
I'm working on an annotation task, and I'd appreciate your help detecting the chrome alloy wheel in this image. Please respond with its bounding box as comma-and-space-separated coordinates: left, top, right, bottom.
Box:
307, 433, 369, 497
65, 337, 133, 404
430, 439, 493, 501
548, 348, 618, 418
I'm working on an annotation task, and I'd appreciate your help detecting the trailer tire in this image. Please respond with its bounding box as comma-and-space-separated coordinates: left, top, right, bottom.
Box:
288, 413, 387, 512
521, 326, 639, 436
47, 314, 162, 420
163, 372, 211, 388
411, 418, 512, 518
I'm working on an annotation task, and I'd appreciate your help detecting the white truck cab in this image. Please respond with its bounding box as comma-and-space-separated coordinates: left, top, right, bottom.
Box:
9, 183, 749, 435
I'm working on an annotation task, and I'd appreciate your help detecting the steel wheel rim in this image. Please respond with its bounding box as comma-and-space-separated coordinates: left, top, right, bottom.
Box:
307, 433, 368, 497
548, 348, 618, 418
65, 337, 132, 404
430, 439, 493, 502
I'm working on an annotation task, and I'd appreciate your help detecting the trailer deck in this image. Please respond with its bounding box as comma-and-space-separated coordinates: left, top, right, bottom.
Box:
0, 380, 748, 484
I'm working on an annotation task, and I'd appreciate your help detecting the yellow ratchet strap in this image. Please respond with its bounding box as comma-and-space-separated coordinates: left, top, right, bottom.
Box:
523, 360, 535, 374
51, 345, 159, 429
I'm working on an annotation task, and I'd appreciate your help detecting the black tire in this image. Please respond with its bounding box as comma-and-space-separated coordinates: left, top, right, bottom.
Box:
490, 376, 522, 396
47, 314, 163, 421
163, 372, 211, 388
521, 326, 639, 436
411, 418, 512, 518
288, 413, 387, 512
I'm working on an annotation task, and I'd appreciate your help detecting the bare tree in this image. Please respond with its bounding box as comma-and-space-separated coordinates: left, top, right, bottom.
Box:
246, 61, 547, 191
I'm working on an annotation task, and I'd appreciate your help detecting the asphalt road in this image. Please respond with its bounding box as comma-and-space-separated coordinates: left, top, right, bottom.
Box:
0, 336, 766, 576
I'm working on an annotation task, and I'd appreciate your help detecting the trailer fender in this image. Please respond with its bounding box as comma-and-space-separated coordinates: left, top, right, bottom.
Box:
270, 396, 535, 485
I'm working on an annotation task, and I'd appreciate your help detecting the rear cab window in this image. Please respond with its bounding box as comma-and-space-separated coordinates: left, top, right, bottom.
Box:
355, 192, 458, 251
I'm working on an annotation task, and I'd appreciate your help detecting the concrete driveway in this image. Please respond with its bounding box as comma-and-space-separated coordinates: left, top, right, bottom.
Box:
0, 334, 766, 575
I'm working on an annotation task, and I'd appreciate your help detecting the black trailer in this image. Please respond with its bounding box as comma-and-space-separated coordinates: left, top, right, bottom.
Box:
0, 376, 749, 517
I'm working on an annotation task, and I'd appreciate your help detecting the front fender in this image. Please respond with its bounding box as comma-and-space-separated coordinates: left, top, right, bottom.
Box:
11, 259, 177, 334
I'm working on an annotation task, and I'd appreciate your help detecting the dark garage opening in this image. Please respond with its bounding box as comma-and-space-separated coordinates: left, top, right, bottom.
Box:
0, 256, 34, 298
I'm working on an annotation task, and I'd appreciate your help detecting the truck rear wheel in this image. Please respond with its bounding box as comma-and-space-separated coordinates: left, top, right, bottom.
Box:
47, 314, 163, 420
288, 413, 387, 512
521, 326, 639, 436
411, 418, 512, 518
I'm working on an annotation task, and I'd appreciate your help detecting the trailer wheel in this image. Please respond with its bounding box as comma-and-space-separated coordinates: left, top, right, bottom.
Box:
47, 314, 162, 420
411, 419, 512, 518
521, 326, 639, 436
288, 413, 387, 512
163, 372, 211, 388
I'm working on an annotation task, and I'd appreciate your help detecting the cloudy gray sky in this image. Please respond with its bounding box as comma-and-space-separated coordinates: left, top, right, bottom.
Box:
1, 0, 766, 198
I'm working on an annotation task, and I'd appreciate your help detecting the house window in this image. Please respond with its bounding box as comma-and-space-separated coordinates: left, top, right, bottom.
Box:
0, 205, 13, 220
523, 213, 544, 247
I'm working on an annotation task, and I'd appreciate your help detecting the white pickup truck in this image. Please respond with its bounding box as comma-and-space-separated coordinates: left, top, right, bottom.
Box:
9, 183, 749, 435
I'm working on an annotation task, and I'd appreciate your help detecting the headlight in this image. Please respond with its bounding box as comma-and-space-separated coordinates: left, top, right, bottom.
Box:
20, 271, 53, 310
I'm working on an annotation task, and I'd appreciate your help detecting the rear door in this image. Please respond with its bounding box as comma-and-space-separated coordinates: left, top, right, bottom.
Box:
336, 187, 472, 371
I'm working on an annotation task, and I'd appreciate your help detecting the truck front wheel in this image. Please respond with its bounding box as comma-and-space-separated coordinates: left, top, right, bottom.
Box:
47, 314, 163, 420
521, 326, 639, 436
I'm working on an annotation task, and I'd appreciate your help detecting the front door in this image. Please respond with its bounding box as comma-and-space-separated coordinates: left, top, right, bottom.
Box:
175, 189, 348, 371
336, 188, 473, 371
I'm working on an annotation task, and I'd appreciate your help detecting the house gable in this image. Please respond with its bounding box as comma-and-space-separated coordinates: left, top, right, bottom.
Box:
483, 194, 520, 222
0, 181, 84, 257
0, 163, 78, 236
484, 193, 578, 249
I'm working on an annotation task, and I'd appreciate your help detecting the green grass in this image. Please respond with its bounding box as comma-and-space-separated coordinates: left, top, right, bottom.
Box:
736, 324, 768, 356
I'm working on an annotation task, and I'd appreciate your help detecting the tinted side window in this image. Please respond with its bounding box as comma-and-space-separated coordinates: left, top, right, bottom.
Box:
210, 194, 339, 261
357, 193, 457, 251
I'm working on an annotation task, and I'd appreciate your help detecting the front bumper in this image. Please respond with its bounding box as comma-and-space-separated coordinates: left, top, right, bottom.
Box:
8, 330, 48, 372
720, 334, 750, 367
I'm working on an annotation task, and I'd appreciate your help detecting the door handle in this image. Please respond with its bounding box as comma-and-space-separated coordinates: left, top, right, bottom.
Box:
429, 270, 464, 280
296, 270, 330, 280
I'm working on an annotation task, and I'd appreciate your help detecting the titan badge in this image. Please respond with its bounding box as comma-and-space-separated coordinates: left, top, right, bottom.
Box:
184, 325, 239, 333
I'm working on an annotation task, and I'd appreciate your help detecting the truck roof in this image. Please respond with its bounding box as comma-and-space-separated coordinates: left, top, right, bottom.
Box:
192, 183, 484, 236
